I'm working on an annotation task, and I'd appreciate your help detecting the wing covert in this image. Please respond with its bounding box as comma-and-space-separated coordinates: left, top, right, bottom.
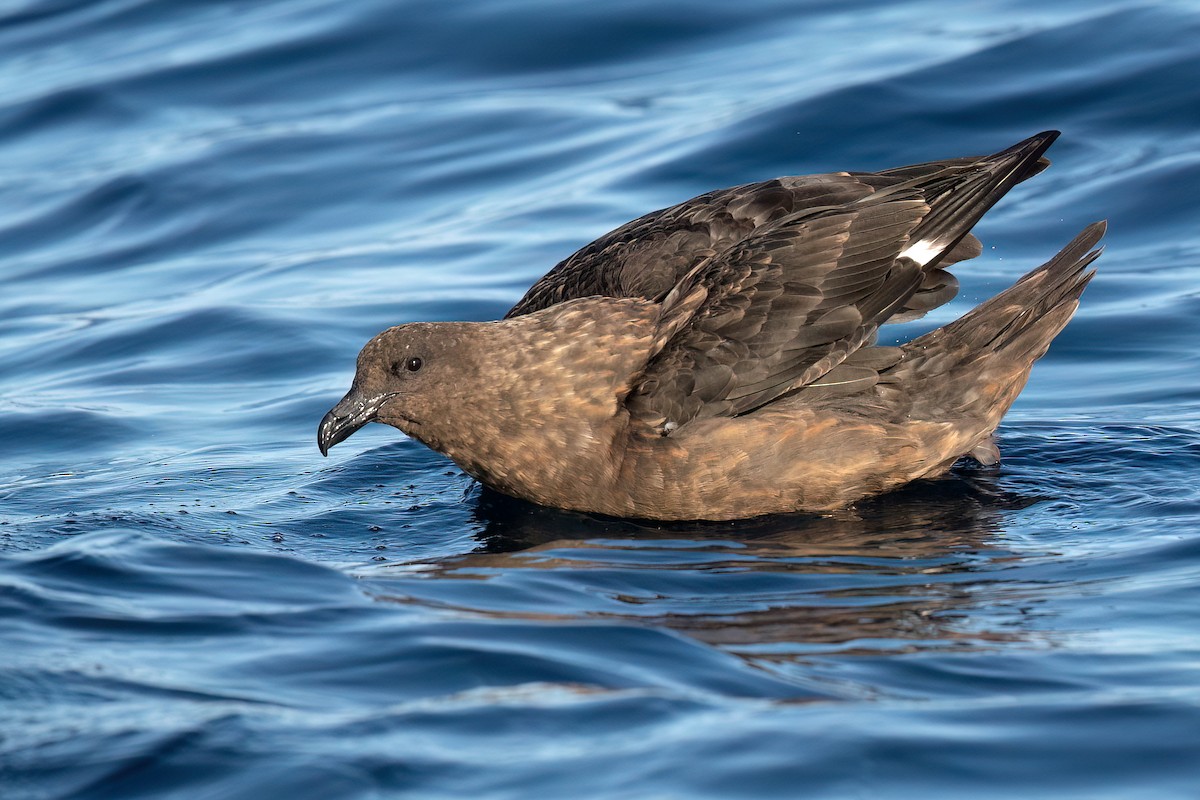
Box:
625, 194, 932, 432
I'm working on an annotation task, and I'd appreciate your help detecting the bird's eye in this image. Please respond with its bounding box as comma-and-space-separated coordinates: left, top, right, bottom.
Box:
391, 357, 423, 377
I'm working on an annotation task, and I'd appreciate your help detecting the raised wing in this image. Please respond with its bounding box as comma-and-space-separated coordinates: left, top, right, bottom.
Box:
623, 132, 1060, 433
504, 174, 878, 318
504, 134, 1055, 323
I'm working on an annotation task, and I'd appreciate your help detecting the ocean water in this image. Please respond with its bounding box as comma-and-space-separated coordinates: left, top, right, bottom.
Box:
3, 0, 1200, 797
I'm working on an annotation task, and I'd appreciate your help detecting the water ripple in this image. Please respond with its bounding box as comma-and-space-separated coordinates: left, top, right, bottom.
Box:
4, 0, 1200, 797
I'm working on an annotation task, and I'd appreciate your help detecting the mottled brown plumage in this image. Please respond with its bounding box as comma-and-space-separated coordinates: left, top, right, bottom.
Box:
319, 131, 1104, 520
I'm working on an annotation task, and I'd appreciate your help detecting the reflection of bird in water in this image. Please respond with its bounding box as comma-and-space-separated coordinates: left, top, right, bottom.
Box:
367, 467, 1047, 661
467, 461, 1040, 556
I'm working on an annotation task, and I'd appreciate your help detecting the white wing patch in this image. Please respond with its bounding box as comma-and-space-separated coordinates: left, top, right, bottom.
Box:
899, 238, 948, 267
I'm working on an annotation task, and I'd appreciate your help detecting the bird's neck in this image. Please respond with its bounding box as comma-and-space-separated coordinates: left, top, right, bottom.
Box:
410, 297, 658, 507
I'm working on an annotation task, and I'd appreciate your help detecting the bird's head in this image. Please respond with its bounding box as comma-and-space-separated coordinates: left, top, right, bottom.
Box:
317, 322, 477, 456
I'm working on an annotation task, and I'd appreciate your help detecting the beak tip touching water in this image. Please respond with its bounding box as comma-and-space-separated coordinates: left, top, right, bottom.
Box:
317, 410, 336, 457
317, 407, 357, 457
318, 388, 393, 456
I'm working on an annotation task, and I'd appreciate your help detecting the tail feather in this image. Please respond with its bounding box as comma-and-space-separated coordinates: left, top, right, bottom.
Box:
938, 221, 1104, 360
837, 220, 1106, 471
883, 221, 1105, 421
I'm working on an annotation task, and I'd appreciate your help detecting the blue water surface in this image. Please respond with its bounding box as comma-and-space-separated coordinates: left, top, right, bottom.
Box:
3, 1, 1200, 797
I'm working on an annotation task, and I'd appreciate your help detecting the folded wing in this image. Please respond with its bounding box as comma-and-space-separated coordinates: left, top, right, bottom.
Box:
625, 194, 930, 431
623, 132, 1060, 433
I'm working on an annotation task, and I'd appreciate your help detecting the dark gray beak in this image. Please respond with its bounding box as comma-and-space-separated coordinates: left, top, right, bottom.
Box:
317, 388, 396, 456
